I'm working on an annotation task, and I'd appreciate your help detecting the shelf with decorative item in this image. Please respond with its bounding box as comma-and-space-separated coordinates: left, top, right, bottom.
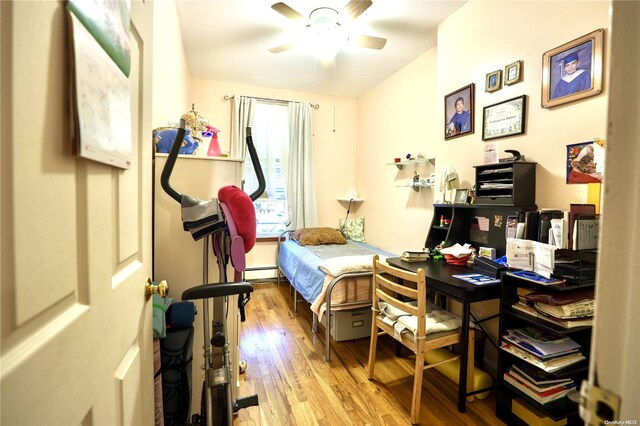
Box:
337, 198, 364, 203
386, 157, 436, 170
396, 181, 435, 192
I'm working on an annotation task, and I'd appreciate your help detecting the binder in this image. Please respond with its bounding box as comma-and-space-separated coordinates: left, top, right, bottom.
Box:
538, 210, 563, 244
573, 216, 599, 250
524, 211, 539, 241
473, 256, 507, 278
568, 204, 595, 248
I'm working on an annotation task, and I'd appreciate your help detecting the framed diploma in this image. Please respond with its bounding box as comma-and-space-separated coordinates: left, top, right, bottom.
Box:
482, 95, 527, 141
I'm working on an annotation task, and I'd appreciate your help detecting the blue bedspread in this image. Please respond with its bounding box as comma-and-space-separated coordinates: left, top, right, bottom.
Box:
278, 240, 395, 303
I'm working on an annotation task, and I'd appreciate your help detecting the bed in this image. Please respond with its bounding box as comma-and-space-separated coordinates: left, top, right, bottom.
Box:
276, 228, 395, 361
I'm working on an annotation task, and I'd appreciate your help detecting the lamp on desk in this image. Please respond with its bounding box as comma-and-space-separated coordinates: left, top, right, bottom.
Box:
439, 166, 460, 203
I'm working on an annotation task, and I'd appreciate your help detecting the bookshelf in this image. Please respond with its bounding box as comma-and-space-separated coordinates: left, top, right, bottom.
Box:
496, 272, 594, 425
425, 204, 536, 256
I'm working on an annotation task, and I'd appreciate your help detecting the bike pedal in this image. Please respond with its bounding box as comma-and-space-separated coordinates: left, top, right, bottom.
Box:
233, 394, 259, 413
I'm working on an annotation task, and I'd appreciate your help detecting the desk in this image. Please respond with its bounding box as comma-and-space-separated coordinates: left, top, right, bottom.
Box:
387, 257, 501, 413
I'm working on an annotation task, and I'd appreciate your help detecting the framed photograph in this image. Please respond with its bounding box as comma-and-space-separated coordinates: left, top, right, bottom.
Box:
485, 70, 502, 93
482, 95, 527, 141
542, 29, 604, 108
566, 140, 605, 184
504, 61, 522, 85
444, 84, 474, 140
454, 189, 469, 204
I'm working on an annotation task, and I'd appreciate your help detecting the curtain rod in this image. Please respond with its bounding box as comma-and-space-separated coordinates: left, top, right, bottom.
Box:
223, 95, 319, 110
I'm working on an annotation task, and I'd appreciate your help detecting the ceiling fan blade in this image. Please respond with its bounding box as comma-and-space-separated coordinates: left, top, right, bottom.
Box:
271, 2, 305, 22
341, 0, 373, 20
268, 43, 295, 54
355, 35, 386, 50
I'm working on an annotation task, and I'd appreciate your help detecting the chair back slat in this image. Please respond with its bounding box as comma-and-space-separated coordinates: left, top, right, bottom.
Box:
375, 273, 418, 300
375, 289, 419, 317
372, 256, 427, 337
368, 255, 473, 425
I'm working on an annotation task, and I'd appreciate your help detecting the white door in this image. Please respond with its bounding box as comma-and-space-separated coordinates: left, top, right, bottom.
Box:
1, 1, 155, 425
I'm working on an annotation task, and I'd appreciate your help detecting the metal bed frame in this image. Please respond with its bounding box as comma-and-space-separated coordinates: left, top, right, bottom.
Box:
276, 230, 374, 361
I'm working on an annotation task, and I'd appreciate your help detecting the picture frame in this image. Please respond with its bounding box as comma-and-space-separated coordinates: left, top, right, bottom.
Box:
444, 84, 474, 140
485, 70, 502, 93
454, 189, 469, 204
482, 95, 527, 141
566, 140, 605, 184
542, 29, 604, 108
504, 61, 522, 85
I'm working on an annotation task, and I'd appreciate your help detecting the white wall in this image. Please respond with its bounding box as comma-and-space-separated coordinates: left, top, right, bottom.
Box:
152, 0, 191, 127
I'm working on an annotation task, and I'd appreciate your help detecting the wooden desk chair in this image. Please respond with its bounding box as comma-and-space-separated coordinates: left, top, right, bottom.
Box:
367, 255, 475, 425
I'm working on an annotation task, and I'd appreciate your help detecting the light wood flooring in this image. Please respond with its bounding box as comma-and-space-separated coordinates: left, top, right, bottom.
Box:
234, 281, 505, 425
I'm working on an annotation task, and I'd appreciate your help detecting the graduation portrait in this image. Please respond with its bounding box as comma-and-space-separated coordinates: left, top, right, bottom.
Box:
541, 29, 604, 108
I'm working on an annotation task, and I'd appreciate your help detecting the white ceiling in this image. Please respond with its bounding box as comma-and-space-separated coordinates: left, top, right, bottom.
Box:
176, 1, 466, 97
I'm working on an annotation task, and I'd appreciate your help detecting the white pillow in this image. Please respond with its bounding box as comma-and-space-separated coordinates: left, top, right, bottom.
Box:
318, 254, 385, 276
339, 217, 365, 242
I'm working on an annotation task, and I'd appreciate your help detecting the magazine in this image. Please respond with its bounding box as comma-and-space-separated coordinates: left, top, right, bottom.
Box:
504, 372, 575, 404
500, 341, 586, 372
511, 363, 574, 386
451, 273, 500, 285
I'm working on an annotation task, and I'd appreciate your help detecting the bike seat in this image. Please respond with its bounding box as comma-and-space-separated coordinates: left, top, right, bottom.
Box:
182, 282, 254, 301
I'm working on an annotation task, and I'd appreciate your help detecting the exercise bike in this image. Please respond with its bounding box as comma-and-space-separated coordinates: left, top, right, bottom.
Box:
160, 121, 265, 426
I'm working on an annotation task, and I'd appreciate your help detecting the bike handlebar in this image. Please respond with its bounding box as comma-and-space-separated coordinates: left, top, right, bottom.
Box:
160, 121, 266, 203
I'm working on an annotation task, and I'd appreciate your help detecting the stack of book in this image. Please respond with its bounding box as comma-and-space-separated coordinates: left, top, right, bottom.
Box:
400, 251, 428, 262
500, 327, 585, 373
512, 287, 594, 329
504, 363, 575, 405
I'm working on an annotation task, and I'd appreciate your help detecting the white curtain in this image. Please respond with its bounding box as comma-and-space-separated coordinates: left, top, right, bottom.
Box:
285, 102, 317, 229
230, 96, 256, 161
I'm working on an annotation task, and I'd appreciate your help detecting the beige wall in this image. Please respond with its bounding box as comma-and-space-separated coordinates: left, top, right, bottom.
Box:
356, 1, 610, 374
357, 47, 440, 255
188, 79, 359, 276
358, 1, 610, 256
152, 0, 191, 127
435, 1, 609, 211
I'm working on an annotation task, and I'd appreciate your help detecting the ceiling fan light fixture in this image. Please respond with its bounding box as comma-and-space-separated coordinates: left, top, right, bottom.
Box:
304, 7, 348, 60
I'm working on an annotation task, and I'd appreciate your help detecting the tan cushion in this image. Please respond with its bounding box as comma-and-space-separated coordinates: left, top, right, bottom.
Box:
293, 227, 347, 246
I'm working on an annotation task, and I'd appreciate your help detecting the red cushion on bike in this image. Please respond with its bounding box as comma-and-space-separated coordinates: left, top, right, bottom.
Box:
218, 185, 256, 253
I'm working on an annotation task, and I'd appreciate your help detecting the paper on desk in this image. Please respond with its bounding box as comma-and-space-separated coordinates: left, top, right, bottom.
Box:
506, 238, 556, 278
440, 243, 473, 258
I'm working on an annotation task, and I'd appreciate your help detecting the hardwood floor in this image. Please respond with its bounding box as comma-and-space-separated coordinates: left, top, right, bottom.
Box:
234, 281, 505, 425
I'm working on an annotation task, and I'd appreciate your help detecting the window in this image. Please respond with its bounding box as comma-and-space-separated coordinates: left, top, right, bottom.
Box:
243, 102, 289, 236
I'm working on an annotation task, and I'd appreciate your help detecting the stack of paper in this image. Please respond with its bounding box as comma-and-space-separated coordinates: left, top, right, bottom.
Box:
500, 327, 585, 372
400, 251, 428, 263
506, 239, 556, 278
504, 363, 575, 405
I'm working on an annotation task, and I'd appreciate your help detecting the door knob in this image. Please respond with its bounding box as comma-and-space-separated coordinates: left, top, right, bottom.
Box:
145, 277, 169, 299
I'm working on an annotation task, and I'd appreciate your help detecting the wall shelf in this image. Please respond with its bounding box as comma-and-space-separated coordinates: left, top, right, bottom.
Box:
337, 198, 364, 202
387, 157, 436, 169
396, 182, 435, 192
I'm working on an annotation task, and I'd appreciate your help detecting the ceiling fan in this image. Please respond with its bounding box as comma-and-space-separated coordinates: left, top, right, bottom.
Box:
268, 0, 387, 55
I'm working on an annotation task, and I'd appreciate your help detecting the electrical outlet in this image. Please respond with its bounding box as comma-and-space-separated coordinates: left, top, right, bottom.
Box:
580, 381, 621, 425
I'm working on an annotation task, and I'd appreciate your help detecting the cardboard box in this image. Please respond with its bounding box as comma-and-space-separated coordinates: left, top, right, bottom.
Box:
322, 306, 372, 341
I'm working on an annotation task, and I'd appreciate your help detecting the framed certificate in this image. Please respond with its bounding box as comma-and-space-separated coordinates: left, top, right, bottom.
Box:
482, 95, 527, 141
